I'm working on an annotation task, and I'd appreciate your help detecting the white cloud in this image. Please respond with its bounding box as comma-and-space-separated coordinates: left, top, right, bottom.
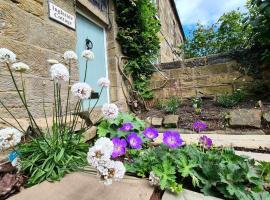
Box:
175, 0, 247, 25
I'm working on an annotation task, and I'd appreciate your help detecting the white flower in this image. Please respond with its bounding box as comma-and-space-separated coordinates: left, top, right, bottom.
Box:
50, 63, 69, 82
0, 48, 16, 63
11, 62, 30, 72
47, 59, 59, 65
102, 103, 119, 120
113, 161, 126, 180
97, 77, 110, 88
11, 157, 21, 171
82, 50, 94, 60
149, 171, 160, 186
71, 82, 92, 100
0, 128, 23, 151
64, 50, 78, 61
87, 137, 114, 167
97, 160, 126, 185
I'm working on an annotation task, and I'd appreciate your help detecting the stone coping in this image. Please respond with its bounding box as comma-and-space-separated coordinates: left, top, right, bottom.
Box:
9, 173, 153, 200
163, 190, 223, 200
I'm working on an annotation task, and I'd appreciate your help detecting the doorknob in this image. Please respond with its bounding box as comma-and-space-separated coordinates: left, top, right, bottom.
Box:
85, 38, 93, 50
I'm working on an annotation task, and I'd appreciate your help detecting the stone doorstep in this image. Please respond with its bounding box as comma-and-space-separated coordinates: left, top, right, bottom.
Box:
235, 151, 270, 162
162, 190, 223, 200
9, 173, 154, 200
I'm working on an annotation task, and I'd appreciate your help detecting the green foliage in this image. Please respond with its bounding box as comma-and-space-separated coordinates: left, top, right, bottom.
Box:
163, 97, 181, 114
192, 97, 203, 114
216, 89, 246, 108
97, 112, 145, 138
115, 0, 161, 99
155, 97, 182, 114
19, 130, 88, 186
126, 145, 270, 199
180, 10, 251, 58
248, 0, 270, 63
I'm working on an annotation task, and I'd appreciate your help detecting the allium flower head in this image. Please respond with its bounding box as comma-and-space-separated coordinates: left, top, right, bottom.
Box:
64, 50, 78, 61
0, 48, 16, 63
11, 62, 30, 72
127, 132, 142, 149
112, 137, 127, 158
118, 122, 133, 131
193, 121, 207, 133
87, 137, 114, 167
82, 50, 94, 60
97, 77, 110, 88
71, 82, 92, 100
0, 128, 23, 151
143, 127, 159, 139
163, 131, 183, 149
98, 160, 126, 185
199, 135, 213, 149
149, 171, 160, 186
102, 103, 119, 120
50, 63, 69, 82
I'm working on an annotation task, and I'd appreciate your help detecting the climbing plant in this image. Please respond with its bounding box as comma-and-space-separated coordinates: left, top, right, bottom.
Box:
115, 0, 161, 99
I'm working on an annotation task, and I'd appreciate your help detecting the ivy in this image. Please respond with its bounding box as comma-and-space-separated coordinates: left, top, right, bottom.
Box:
115, 0, 161, 99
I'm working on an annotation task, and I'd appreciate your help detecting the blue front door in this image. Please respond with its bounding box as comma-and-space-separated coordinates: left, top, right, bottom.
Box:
76, 14, 109, 109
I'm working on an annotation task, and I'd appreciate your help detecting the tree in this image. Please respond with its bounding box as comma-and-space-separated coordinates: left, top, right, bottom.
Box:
180, 10, 251, 58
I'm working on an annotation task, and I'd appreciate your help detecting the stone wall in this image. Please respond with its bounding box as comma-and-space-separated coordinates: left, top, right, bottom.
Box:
150, 54, 267, 99
0, 0, 78, 121
0, 0, 128, 127
157, 0, 184, 63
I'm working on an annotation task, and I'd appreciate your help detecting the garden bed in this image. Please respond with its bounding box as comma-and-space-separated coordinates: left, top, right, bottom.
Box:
140, 99, 270, 132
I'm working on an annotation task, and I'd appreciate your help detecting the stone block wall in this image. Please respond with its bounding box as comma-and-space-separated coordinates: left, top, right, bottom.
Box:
157, 0, 184, 63
150, 54, 263, 99
0, 0, 78, 121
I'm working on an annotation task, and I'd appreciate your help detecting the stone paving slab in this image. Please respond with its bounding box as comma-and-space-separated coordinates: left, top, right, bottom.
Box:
162, 190, 223, 200
155, 134, 270, 149
9, 173, 153, 200
235, 151, 270, 162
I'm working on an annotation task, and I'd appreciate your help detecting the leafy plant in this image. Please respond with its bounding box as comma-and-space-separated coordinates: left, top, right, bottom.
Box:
115, 0, 161, 99
163, 97, 182, 114
19, 133, 88, 186
192, 97, 202, 114
97, 112, 145, 138
216, 89, 246, 108
126, 145, 270, 200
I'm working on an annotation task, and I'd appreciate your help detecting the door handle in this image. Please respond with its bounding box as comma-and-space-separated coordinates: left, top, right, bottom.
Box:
85, 38, 93, 50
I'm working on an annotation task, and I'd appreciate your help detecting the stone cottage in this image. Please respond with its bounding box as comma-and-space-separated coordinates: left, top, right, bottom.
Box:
0, 0, 185, 122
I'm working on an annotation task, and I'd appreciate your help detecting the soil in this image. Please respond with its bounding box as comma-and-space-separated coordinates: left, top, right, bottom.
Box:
149, 187, 164, 200
140, 99, 270, 132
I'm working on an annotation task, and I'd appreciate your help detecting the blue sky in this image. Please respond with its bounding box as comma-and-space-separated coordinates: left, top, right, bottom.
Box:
175, 0, 247, 37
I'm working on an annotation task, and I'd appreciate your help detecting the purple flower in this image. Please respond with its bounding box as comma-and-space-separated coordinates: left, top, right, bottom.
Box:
119, 122, 133, 131
193, 121, 207, 133
112, 137, 127, 158
163, 131, 184, 149
143, 127, 159, 139
127, 132, 142, 149
199, 135, 213, 149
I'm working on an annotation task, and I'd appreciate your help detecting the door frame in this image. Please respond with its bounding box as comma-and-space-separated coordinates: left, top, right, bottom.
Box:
76, 9, 110, 104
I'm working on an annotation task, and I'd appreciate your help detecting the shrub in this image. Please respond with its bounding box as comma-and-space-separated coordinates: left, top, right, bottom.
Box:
216, 89, 246, 108
164, 97, 182, 114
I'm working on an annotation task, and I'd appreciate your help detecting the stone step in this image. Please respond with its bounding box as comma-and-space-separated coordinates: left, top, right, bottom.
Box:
154, 134, 270, 150
235, 151, 270, 162
157, 128, 266, 135
162, 189, 222, 200
9, 173, 153, 200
